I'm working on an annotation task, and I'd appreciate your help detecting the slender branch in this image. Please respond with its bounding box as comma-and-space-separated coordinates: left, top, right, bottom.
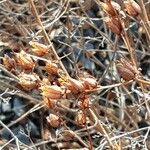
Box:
139, 0, 150, 25
136, 78, 150, 85
88, 108, 116, 149
121, 34, 137, 68
0, 64, 19, 82
96, 126, 150, 150
28, 0, 70, 78
0, 121, 20, 150
85, 81, 132, 93
0, 103, 44, 133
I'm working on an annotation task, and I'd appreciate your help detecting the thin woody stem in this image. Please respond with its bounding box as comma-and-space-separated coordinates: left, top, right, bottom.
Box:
136, 78, 150, 85
121, 33, 137, 68
28, 0, 70, 78
122, 32, 150, 113
139, 0, 150, 42
85, 81, 132, 93
88, 108, 115, 149
139, 0, 150, 25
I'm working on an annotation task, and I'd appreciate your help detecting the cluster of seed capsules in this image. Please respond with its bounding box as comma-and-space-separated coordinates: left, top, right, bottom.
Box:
2, 40, 140, 127
2, 0, 142, 126
2, 41, 99, 127
99, 0, 143, 81
100, 0, 141, 35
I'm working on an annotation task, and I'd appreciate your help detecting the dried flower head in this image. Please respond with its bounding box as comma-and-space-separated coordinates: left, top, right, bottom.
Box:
105, 16, 122, 35
16, 50, 35, 70
121, 58, 137, 73
124, 0, 141, 18
81, 77, 97, 90
111, 1, 121, 13
46, 114, 61, 128
58, 78, 72, 92
62, 130, 75, 141
43, 97, 57, 109
40, 85, 64, 99
68, 78, 85, 93
116, 58, 137, 81
75, 110, 86, 125
29, 41, 49, 56
100, 1, 121, 16
41, 78, 51, 86
59, 77, 85, 93
3, 54, 16, 70
18, 72, 40, 91
78, 98, 90, 109
45, 61, 59, 74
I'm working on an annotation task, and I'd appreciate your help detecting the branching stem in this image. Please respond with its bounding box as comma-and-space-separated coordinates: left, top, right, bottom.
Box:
28, 0, 70, 78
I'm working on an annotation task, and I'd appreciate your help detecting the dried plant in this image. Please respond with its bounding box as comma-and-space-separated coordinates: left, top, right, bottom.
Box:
0, 0, 150, 150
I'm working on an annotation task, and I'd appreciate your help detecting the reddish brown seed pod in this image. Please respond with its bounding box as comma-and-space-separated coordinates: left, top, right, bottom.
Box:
116, 64, 135, 81
75, 110, 86, 125
46, 114, 61, 128
105, 16, 122, 35
120, 58, 137, 74
29, 41, 49, 56
15, 50, 35, 70
111, 1, 121, 13
78, 98, 90, 109
45, 61, 59, 74
67, 78, 85, 93
81, 77, 97, 90
62, 130, 75, 141
18, 72, 40, 91
59, 77, 85, 93
41, 78, 51, 86
3, 54, 16, 70
40, 85, 64, 99
59, 78, 72, 92
101, 2, 116, 16
116, 58, 137, 81
100, 1, 120, 16
124, 0, 141, 18
43, 97, 57, 109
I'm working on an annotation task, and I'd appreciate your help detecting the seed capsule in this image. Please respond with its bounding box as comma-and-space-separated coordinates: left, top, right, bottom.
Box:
46, 114, 61, 128
111, 1, 121, 13
101, 2, 116, 16
29, 41, 49, 56
78, 98, 90, 109
43, 97, 57, 109
75, 110, 86, 125
116, 58, 137, 81
81, 77, 97, 90
45, 61, 59, 74
3, 54, 16, 70
40, 85, 64, 99
59, 77, 85, 93
105, 16, 122, 35
18, 72, 40, 91
68, 78, 85, 93
100, 1, 121, 16
124, 0, 141, 18
16, 50, 35, 70
120, 58, 137, 74
62, 130, 75, 141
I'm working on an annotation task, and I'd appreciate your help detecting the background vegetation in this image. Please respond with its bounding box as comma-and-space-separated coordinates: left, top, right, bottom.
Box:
0, 0, 150, 149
